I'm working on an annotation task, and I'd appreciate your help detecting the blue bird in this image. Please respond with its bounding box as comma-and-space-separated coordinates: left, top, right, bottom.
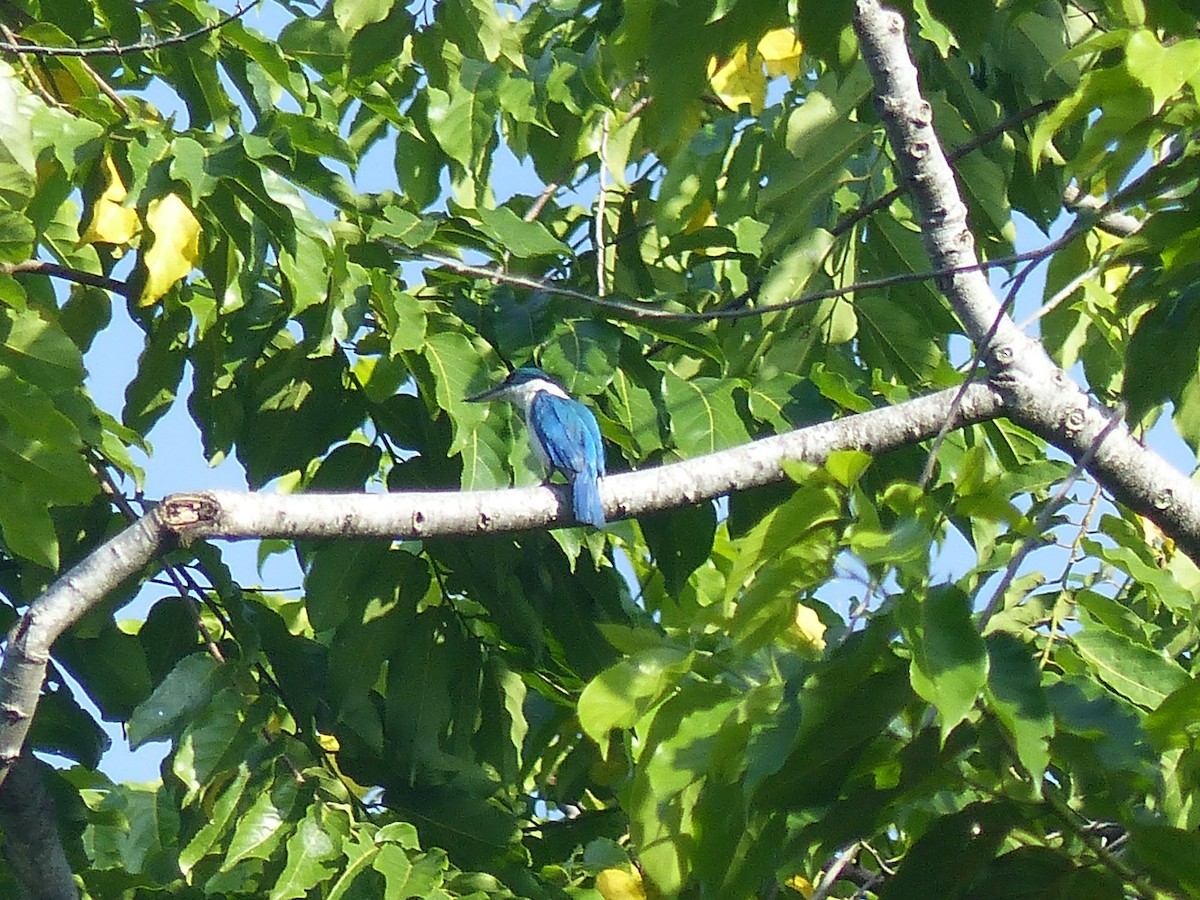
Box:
467, 367, 607, 527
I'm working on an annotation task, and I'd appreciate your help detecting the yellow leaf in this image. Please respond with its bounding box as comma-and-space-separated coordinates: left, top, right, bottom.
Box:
140, 192, 201, 307
316, 731, 341, 752
790, 604, 827, 652
784, 873, 814, 896
81, 156, 139, 247
707, 43, 766, 114
758, 28, 803, 80
595, 868, 646, 900
1092, 229, 1131, 294
46, 65, 84, 105
683, 198, 717, 234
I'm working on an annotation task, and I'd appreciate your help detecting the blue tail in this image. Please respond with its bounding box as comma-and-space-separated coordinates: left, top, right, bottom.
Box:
572, 472, 606, 527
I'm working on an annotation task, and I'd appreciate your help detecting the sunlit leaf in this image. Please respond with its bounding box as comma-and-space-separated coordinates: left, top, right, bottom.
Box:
80, 156, 139, 247
139, 193, 201, 307
707, 44, 766, 114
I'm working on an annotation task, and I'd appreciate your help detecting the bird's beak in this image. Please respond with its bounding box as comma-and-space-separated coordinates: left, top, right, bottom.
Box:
465, 383, 505, 403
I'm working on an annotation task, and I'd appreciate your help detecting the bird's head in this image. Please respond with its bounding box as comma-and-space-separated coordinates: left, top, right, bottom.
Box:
466, 366, 565, 405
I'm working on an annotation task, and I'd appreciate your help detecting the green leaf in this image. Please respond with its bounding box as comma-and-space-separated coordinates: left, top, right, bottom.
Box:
984, 633, 1052, 786
825, 449, 872, 487
0, 209, 35, 263
55, 619, 153, 721
1125, 30, 1200, 111
900, 586, 989, 741
662, 370, 751, 457
172, 688, 254, 803
179, 764, 251, 875
123, 307, 189, 435
0, 476, 59, 568
627, 683, 741, 895
223, 770, 302, 870
305, 542, 393, 632
1146, 680, 1200, 751
270, 806, 339, 900
0, 64, 37, 201
0, 307, 86, 390
639, 504, 717, 597
422, 333, 509, 491
655, 119, 735, 234
880, 802, 1017, 899
758, 229, 835, 307
726, 477, 843, 607
29, 686, 110, 768
387, 786, 517, 872
370, 206, 437, 248
578, 647, 692, 745
539, 320, 623, 396
1072, 613, 1190, 709
604, 365, 664, 457
1130, 823, 1200, 897
127, 653, 224, 749
855, 292, 944, 382
426, 60, 498, 175
372, 843, 415, 896
327, 835, 382, 900
475, 206, 569, 257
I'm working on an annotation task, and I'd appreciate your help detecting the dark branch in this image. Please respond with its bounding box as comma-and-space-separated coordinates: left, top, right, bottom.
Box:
417, 238, 1071, 324
1, 260, 130, 296
0, 756, 78, 899
0, 1, 257, 57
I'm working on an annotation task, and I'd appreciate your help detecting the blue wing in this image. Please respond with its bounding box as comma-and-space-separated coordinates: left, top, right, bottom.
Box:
530, 392, 606, 526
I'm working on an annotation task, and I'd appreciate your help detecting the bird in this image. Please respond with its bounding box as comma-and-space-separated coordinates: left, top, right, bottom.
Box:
466, 367, 607, 527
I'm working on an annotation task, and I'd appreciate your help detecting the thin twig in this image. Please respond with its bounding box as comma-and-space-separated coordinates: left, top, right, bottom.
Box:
977, 404, 1126, 630
1042, 790, 1155, 900
0, 1, 257, 57
523, 180, 561, 223
412, 238, 1085, 324
918, 234, 1053, 488
1039, 482, 1104, 669
78, 57, 131, 116
810, 843, 860, 900
1018, 263, 1102, 331
596, 110, 611, 296
831, 98, 1059, 239
0, 24, 57, 106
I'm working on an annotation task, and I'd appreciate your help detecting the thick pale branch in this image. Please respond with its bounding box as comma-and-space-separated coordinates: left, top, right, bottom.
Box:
0, 384, 1004, 791
853, 0, 1200, 561
852, 1, 1035, 367
160, 385, 1004, 541
0, 513, 166, 780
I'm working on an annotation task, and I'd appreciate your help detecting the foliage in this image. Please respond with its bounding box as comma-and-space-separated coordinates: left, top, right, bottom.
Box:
0, 0, 1200, 897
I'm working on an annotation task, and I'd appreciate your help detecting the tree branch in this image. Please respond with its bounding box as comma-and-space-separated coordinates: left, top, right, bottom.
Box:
159, 384, 1004, 540
1061, 183, 1142, 237
1, 260, 130, 296
417, 242, 1081, 324
0, 384, 1004, 788
852, 0, 1200, 564
0, 756, 78, 900
0, 1, 257, 57
0, 512, 166, 783
830, 97, 1058, 239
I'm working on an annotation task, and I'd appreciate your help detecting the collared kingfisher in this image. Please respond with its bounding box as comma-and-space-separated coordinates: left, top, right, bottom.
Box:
466, 367, 607, 527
